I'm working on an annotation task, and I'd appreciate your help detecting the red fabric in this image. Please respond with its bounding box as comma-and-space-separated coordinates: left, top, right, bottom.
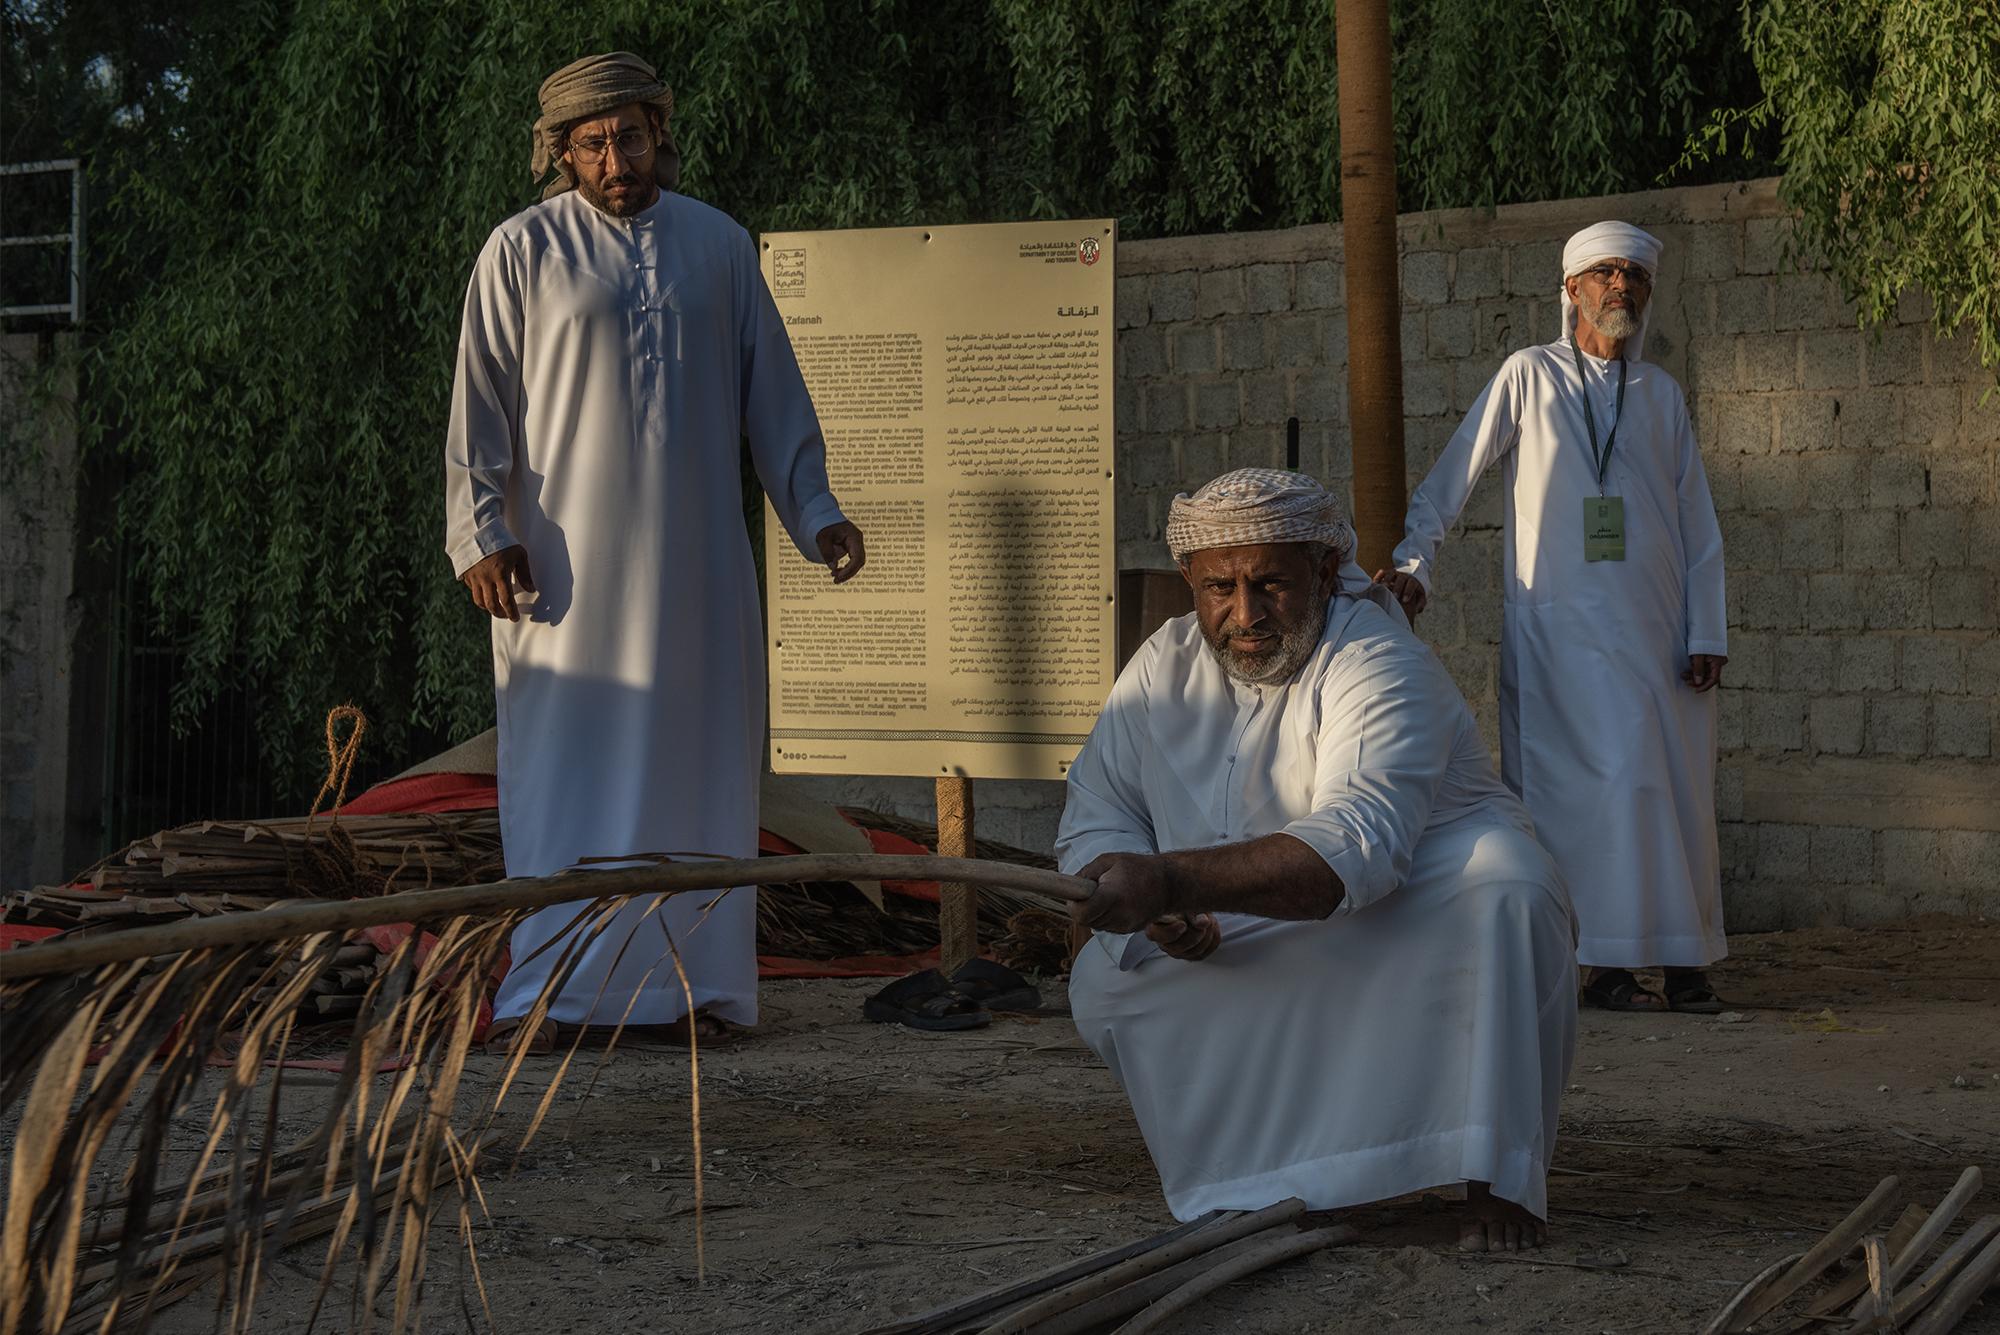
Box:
862, 827, 943, 903
757, 950, 941, 979
339, 771, 498, 815
1, 924, 60, 951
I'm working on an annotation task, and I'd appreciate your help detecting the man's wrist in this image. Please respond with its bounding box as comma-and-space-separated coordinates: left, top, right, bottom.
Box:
1157, 855, 1196, 918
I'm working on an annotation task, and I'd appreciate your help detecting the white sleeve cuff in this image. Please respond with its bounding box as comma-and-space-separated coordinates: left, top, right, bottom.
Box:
789, 497, 848, 563
1275, 820, 1371, 917
1394, 554, 1433, 595
447, 522, 520, 579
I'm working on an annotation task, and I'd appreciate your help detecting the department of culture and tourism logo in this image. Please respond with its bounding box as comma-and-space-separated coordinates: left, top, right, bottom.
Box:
1078, 237, 1102, 266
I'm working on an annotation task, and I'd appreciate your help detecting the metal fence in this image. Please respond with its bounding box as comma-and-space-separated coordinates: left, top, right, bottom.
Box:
96, 557, 283, 853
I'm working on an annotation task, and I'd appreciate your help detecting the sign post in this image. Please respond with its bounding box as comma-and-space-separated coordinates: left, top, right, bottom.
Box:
760, 220, 1118, 962
936, 777, 978, 971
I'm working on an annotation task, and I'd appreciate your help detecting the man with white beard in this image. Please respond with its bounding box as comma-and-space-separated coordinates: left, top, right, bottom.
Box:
1376, 222, 1730, 1014
1062, 469, 1577, 1252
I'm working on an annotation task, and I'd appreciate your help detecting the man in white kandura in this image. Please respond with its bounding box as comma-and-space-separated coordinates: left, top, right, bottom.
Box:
1063, 469, 1577, 1253
1376, 222, 1729, 1015
443, 52, 865, 1051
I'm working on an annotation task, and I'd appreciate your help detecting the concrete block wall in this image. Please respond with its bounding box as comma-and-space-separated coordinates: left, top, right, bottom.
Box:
790, 176, 1999, 931
0, 334, 82, 892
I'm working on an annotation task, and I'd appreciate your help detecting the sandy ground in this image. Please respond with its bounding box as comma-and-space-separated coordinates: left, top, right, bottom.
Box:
49, 916, 2000, 1333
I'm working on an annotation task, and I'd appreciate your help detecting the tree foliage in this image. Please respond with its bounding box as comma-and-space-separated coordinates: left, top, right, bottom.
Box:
1683, 0, 2000, 378
17, 0, 1774, 789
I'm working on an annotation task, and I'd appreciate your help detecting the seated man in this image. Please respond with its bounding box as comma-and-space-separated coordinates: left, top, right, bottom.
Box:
1061, 468, 1578, 1253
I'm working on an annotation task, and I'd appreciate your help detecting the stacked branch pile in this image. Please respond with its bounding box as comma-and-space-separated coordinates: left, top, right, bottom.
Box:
3, 808, 1075, 999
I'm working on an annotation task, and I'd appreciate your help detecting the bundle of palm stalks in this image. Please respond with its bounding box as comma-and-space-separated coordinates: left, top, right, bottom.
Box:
755, 878, 942, 958
861, 1198, 1356, 1335
835, 809, 1073, 973
85, 813, 509, 899
4, 813, 509, 930
1, 853, 1093, 1335
8, 803, 1072, 975
1702, 1167, 1999, 1334
46, 1108, 490, 1335
2, 814, 513, 1035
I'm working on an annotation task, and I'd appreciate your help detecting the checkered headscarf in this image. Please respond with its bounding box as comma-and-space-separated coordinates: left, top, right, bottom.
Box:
1165, 468, 1356, 564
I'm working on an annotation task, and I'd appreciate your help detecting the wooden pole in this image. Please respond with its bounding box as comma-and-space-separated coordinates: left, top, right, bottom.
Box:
936, 776, 979, 973
1334, 0, 1409, 575
0, 853, 1092, 982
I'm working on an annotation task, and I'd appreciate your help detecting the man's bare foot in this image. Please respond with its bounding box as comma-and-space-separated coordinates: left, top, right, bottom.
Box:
1459, 1182, 1548, 1253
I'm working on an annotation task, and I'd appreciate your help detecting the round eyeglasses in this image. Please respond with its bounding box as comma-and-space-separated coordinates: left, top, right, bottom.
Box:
1579, 262, 1652, 289
567, 129, 656, 165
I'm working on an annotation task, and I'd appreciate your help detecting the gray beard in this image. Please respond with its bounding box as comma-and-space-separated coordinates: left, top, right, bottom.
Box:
1206, 594, 1331, 685
1584, 304, 1640, 342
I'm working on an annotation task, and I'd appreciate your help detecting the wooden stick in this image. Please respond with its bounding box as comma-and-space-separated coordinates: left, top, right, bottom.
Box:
1775, 1204, 1929, 1333
0, 854, 1094, 982
857, 1212, 1224, 1335
973, 1199, 1307, 1335
1903, 1231, 2000, 1335
1707, 1175, 1901, 1334
1110, 1224, 1356, 1335
1703, 1250, 1807, 1335
1034, 1224, 1355, 1335
937, 777, 979, 975
1845, 1166, 1982, 1326
1881, 1215, 2000, 1331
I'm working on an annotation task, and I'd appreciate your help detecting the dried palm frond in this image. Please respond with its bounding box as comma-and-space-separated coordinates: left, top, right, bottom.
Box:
9, 805, 1058, 970
0, 853, 1089, 1335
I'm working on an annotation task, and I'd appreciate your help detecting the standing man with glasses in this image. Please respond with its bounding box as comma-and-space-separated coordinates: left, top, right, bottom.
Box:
1374, 222, 1730, 1015
445, 51, 866, 1052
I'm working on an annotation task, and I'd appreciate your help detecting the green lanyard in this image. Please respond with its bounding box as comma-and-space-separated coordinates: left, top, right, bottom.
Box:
1570, 337, 1627, 494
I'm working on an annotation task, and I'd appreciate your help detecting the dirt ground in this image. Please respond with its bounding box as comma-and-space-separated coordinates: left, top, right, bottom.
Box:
91, 916, 2000, 1332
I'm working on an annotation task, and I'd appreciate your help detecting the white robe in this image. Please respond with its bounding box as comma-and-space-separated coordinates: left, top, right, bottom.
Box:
1393, 341, 1728, 968
444, 191, 846, 1026
1061, 592, 1578, 1221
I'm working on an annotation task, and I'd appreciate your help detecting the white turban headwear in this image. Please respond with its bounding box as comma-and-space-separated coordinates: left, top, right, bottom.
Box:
1559, 221, 1663, 362
1165, 468, 1356, 564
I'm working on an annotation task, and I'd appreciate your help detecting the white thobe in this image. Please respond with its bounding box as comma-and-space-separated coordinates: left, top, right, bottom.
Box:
1061, 592, 1578, 1221
1394, 341, 1728, 968
444, 191, 846, 1026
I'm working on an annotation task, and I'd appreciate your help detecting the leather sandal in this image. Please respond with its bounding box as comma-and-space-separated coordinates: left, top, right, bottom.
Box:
1579, 968, 1666, 1012
862, 969, 991, 1031
1665, 973, 1727, 1014
483, 1016, 557, 1054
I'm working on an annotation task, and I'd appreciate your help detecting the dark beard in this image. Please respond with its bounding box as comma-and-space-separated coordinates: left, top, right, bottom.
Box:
576, 170, 656, 218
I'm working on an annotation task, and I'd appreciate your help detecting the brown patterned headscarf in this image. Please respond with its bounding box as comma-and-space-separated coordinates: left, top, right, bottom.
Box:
531, 51, 681, 200
1166, 469, 1357, 564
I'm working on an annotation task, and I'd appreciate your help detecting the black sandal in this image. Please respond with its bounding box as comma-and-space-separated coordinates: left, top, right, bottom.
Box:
862, 969, 991, 1031
1664, 972, 1727, 1015
1580, 968, 1666, 1012
947, 959, 1041, 1012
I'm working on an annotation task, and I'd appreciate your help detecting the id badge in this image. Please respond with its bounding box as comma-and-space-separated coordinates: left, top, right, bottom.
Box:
1583, 496, 1625, 562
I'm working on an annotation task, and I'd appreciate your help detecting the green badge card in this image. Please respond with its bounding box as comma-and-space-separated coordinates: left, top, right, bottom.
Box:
1583, 496, 1625, 562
